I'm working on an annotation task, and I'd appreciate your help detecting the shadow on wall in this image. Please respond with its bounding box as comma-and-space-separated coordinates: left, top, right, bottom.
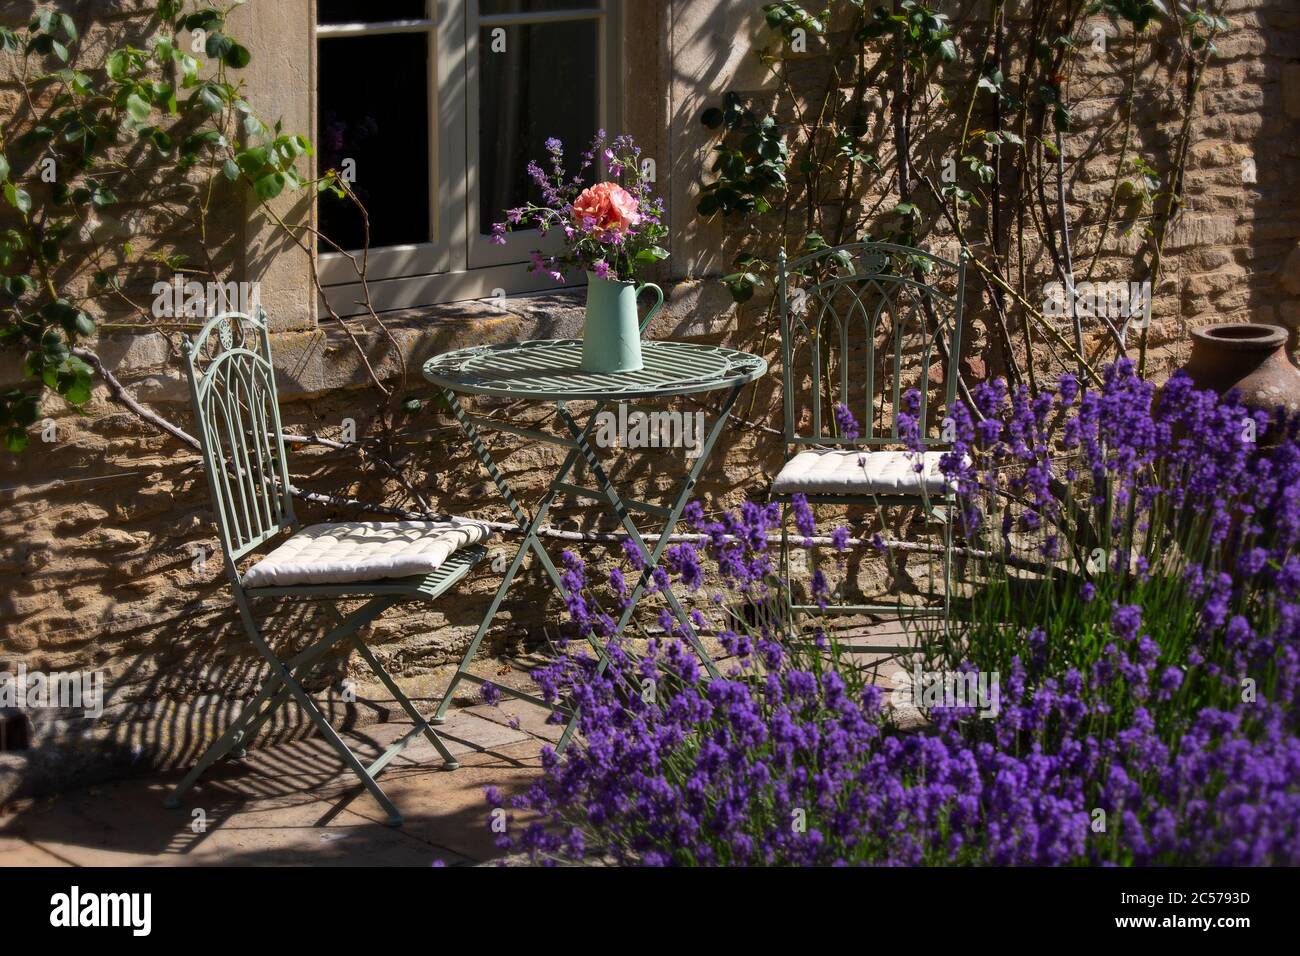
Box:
1251, 6, 1300, 353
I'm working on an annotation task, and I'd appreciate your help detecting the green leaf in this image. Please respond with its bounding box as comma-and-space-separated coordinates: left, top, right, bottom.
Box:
222, 158, 240, 182
106, 49, 129, 81
177, 53, 199, 85
4, 427, 29, 453
223, 43, 251, 69
236, 147, 269, 173
59, 365, 93, 405
205, 32, 234, 61
41, 329, 70, 363
724, 277, 755, 303
401, 398, 422, 412
198, 85, 225, 114
1052, 103, 1071, 133
0, 153, 8, 181
701, 107, 724, 129
254, 171, 286, 200
4, 183, 31, 215
182, 11, 224, 33
126, 92, 151, 122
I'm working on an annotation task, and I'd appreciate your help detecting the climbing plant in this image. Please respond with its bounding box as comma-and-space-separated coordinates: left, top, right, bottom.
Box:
0, 1, 399, 456
696, 0, 1229, 387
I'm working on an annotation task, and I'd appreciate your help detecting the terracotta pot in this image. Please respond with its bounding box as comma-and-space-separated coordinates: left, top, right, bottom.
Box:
1180, 323, 1300, 420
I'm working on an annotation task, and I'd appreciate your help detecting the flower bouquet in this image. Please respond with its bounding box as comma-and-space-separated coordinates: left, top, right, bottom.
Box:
490, 131, 669, 373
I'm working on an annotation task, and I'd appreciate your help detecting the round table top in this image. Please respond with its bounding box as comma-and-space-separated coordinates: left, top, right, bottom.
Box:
423, 339, 768, 401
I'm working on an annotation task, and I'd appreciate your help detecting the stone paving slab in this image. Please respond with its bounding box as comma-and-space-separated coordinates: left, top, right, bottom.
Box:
0, 629, 916, 866
339, 739, 547, 862
465, 701, 565, 744
0, 703, 547, 867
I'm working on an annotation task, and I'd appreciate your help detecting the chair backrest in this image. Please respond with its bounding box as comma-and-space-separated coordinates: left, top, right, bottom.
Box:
778, 241, 966, 448
184, 310, 296, 567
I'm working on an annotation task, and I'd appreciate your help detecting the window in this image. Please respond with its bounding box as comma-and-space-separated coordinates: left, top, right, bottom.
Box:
315, 0, 619, 315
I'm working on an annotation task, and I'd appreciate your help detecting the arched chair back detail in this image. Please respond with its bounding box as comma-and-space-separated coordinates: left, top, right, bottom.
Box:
778, 241, 967, 448
183, 310, 296, 566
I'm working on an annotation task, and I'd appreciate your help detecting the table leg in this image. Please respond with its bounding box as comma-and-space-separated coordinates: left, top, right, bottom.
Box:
551, 384, 745, 750
440, 385, 746, 757
432, 392, 607, 724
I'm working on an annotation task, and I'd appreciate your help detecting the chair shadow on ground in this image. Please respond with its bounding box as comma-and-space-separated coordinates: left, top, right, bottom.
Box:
1, 697, 548, 866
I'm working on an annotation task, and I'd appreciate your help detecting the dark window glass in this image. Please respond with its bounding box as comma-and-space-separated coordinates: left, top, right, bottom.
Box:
480, 1, 599, 14
317, 34, 430, 251
478, 20, 598, 235
318, 1, 428, 25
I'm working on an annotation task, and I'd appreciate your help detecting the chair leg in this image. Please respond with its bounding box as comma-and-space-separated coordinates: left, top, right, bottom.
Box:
779, 500, 790, 583
165, 603, 370, 807
167, 596, 407, 826
274, 669, 405, 826
348, 634, 460, 769
233, 598, 392, 749
317, 602, 460, 768
164, 678, 284, 809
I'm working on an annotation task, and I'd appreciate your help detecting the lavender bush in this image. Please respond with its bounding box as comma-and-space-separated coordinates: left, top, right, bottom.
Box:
484, 364, 1300, 865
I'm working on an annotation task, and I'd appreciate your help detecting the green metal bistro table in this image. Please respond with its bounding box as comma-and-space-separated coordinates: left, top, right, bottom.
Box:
423, 338, 767, 749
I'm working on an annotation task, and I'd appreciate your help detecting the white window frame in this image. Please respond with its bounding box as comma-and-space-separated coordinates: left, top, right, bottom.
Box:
314, 0, 621, 315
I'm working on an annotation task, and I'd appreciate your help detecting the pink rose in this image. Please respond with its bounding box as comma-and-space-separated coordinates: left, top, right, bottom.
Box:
571, 182, 641, 237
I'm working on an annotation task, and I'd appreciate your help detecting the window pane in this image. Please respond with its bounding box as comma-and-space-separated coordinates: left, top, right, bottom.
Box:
318, 0, 428, 25
480, 1, 598, 13
478, 20, 598, 235
318, 34, 430, 251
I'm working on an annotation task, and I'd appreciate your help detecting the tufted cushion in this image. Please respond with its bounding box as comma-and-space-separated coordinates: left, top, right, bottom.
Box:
241, 520, 491, 589
770, 449, 954, 497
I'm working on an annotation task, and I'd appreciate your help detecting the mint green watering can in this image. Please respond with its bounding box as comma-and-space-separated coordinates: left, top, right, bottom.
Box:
580, 272, 664, 374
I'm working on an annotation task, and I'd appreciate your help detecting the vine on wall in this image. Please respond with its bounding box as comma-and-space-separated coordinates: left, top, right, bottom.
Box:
0, 1, 417, 482
696, 0, 1229, 387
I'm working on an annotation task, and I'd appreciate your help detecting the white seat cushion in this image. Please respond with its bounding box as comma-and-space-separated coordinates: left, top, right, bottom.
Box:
241, 520, 491, 589
771, 449, 953, 496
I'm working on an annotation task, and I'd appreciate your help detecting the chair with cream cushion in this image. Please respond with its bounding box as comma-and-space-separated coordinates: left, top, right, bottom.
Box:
773, 241, 967, 646
164, 310, 490, 827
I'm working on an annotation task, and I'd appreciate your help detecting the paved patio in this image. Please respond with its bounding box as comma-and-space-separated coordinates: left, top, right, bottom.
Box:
0, 627, 911, 867
0, 661, 564, 866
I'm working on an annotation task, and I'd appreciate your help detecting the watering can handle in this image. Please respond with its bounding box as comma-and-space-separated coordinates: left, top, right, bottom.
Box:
635, 282, 664, 334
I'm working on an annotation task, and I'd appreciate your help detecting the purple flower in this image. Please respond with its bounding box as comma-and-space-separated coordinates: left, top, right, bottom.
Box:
833, 402, 861, 441
791, 493, 816, 539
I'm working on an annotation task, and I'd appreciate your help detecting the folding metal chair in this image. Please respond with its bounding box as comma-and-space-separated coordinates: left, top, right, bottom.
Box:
771, 241, 966, 652
165, 310, 489, 826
